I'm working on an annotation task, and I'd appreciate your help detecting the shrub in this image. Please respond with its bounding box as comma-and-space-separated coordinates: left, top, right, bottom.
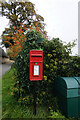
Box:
65, 56, 80, 76
48, 109, 65, 119
13, 30, 80, 105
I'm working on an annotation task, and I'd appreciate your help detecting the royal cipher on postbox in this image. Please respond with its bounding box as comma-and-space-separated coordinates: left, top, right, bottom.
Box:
29, 50, 43, 81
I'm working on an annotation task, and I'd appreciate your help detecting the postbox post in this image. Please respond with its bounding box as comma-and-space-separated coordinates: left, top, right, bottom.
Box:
33, 81, 36, 115
29, 50, 43, 115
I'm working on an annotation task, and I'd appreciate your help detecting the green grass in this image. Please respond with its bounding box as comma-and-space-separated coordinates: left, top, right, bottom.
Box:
2, 67, 49, 118
0, 72, 2, 119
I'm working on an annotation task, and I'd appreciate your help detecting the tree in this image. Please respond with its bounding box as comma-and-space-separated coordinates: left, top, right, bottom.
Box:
6, 23, 45, 60
0, 0, 47, 47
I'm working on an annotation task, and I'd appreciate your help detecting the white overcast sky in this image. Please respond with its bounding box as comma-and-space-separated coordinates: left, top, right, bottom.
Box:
0, 0, 79, 55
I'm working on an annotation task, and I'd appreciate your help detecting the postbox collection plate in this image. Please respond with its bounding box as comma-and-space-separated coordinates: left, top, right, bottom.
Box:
34, 65, 39, 75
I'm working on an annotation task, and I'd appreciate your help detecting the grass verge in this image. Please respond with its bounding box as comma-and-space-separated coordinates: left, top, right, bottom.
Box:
2, 67, 49, 118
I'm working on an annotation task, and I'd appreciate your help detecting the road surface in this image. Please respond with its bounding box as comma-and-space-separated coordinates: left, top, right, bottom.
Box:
0, 63, 11, 78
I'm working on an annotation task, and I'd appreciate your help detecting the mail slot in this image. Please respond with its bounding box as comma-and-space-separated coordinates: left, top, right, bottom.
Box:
29, 50, 43, 81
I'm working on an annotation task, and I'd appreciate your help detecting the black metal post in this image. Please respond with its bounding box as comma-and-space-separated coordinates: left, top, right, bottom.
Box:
33, 81, 36, 115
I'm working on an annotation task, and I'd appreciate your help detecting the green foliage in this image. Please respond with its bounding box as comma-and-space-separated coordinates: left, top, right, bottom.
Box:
12, 30, 80, 106
48, 109, 65, 118
65, 56, 80, 76
48, 98, 65, 118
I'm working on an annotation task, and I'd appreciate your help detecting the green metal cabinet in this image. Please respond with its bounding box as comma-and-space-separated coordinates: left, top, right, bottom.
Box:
54, 77, 80, 118
74, 77, 80, 117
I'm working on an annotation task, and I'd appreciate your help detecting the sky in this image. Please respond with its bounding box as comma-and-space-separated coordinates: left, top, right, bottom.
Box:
0, 0, 79, 55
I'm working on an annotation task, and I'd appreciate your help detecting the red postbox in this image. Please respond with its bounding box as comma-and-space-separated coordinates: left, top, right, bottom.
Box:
30, 50, 43, 81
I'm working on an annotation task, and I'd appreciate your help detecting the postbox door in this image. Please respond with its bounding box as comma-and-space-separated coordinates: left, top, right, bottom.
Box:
30, 62, 43, 81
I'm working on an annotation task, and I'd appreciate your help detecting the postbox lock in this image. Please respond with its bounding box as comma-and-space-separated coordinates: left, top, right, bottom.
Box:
35, 62, 37, 64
